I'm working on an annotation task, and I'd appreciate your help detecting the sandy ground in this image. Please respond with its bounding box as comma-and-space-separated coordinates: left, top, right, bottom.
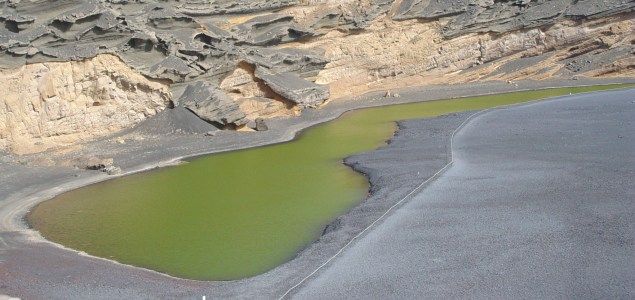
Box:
0, 79, 633, 298
293, 88, 635, 299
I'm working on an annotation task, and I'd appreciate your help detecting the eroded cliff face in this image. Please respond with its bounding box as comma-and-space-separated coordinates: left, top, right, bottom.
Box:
0, 0, 633, 153
291, 13, 634, 98
0, 54, 172, 154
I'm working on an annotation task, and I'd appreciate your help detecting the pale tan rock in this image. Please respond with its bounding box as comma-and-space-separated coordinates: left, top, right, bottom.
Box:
284, 14, 633, 100
0, 54, 172, 154
1, 4, 632, 156
220, 62, 299, 121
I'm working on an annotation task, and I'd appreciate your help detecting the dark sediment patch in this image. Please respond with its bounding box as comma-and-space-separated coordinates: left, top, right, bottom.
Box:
130, 107, 220, 135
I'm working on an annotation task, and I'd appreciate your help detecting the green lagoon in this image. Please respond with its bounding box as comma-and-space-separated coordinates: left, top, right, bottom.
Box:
27, 84, 629, 280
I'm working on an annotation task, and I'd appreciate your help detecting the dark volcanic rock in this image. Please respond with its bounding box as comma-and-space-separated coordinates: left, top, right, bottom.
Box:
172, 0, 298, 15
70, 155, 114, 171
0, 0, 632, 138
307, 0, 393, 33
1, 0, 630, 88
232, 13, 313, 46
0, 0, 329, 87
244, 47, 329, 78
254, 66, 330, 108
254, 118, 268, 131
558, 46, 632, 76
179, 81, 246, 126
566, 0, 635, 18
246, 117, 269, 131
394, 0, 635, 37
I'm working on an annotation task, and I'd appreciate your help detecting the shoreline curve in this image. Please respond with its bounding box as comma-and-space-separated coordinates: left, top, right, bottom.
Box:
1, 80, 634, 298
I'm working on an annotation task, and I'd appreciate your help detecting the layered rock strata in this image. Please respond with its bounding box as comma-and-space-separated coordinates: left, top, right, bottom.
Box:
0, 0, 633, 152
180, 80, 246, 127
0, 54, 171, 154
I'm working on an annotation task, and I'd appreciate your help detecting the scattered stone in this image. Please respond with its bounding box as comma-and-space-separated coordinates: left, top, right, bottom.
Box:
104, 166, 122, 175
255, 118, 269, 131
73, 156, 114, 171
86, 163, 107, 171
204, 131, 217, 137
245, 118, 269, 131
246, 119, 257, 130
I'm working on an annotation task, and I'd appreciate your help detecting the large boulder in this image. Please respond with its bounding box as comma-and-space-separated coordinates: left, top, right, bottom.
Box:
180, 81, 246, 126
254, 67, 330, 108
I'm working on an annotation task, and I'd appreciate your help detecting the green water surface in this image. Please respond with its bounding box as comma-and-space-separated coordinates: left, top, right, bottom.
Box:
27, 85, 629, 280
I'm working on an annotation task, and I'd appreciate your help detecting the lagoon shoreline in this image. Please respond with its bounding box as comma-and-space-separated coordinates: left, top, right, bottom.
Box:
294, 88, 635, 298
1, 78, 634, 298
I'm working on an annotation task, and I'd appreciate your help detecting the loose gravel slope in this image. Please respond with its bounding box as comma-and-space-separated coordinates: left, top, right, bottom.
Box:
294, 88, 635, 299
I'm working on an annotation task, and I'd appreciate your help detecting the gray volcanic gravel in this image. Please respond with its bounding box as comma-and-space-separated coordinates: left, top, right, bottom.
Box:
293, 88, 635, 299
0, 87, 473, 299
0, 82, 633, 299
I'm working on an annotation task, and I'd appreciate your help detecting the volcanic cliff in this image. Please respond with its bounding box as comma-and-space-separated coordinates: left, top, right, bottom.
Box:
0, 0, 633, 153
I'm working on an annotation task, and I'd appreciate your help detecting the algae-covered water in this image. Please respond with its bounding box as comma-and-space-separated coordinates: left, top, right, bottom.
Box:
27, 85, 628, 280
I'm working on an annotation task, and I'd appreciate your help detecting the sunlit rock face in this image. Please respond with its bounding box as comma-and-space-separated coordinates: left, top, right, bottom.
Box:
0, 54, 172, 154
0, 0, 633, 152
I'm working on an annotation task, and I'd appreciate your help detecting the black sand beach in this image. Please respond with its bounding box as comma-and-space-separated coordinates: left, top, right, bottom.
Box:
1, 80, 633, 298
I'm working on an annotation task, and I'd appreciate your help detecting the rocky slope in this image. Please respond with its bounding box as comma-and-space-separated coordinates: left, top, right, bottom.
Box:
0, 0, 633, 153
